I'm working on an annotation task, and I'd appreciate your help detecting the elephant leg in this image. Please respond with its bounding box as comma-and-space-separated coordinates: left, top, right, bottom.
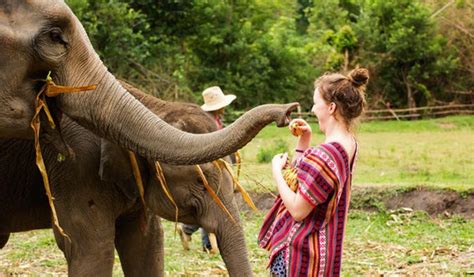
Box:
115, 212, 164, 277
0, 233, 10, 248
52, 203, 116, 277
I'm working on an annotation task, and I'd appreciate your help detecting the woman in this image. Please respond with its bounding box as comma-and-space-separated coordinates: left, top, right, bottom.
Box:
258, 68, 369, 276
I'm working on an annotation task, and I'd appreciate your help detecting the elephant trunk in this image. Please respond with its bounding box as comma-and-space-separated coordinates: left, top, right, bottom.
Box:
54, 13, 297, 165
213, 214, 253, 276
58, 70, 296, 164
56, 56, 297, 165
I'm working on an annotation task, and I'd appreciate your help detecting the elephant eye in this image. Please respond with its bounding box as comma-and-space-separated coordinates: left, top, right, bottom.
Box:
196, 178, 207, 191
49, 27, 68, 45
34, 26, 69, 63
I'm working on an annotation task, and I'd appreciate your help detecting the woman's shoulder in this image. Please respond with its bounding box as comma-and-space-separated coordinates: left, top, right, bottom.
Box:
304, 143, 343, 156
299, 144, 338, 165
325, 137, 356, 162
302, 142, 351, 166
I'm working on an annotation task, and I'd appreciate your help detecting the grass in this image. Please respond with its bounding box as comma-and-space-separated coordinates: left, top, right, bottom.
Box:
240, 115, 474, 192
1, 210, 472, 275
342, 210, 473, 275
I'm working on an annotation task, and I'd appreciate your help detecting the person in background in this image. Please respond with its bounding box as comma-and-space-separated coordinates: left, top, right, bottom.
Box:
177, 86, 236, 253
200, 86, 236, 129
258, 68, 369, 276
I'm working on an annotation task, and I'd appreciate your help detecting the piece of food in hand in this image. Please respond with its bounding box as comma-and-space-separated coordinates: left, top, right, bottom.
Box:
290, 122, 303, 136
283, 166, 298, 192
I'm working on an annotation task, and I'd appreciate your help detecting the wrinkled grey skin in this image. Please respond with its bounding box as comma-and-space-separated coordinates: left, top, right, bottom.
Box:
0, 87, 252, 276
0, 0, 297, 164
114, 82, 254, 276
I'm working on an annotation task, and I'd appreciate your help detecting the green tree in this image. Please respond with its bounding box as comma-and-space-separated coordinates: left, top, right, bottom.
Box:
129, 0, 315, 109
67, 0, 154, 75
65, 0, 467, 110
356, 0, 458, 108
296, 0, 312, 34
305, 0, 360, 73
423, 0, 474, 104
307, 0, 353, 34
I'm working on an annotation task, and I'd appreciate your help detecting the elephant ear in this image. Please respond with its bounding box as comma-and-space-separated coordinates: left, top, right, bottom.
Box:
170, 119, 186, 131
160, 105, 218, 134
99, 139, 138, 200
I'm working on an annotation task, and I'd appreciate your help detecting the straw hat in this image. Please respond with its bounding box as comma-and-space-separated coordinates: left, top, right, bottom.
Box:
201, 86, 236, 111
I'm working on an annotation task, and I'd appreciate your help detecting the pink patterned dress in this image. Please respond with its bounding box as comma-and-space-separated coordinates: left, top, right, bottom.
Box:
258, 142, 357, 277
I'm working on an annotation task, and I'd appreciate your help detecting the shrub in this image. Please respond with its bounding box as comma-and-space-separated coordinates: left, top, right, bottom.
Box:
256, 139, 288, 163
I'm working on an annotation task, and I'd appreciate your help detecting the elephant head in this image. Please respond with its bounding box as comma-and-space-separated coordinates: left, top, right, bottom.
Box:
147, 160, 251, 276
100, 141, 251, 275
0, 0, 297, 164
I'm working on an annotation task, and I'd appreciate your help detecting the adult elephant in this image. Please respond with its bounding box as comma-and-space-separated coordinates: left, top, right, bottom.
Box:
0, 0, 296, 164
0, 85, 254, 276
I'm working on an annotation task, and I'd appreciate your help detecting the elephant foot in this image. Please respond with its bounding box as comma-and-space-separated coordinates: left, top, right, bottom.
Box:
0, 233, 10, 248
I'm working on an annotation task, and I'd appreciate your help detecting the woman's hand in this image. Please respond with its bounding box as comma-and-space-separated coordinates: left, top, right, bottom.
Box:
290, 119, 312, 155
289, 118, 312, 137
272, 152, 288, 174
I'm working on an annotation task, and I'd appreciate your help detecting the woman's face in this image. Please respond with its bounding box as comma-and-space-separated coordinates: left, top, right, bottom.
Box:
311, 88, 331, 132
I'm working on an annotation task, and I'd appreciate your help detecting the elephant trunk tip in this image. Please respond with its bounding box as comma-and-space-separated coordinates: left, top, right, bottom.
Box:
276, 102, 300, 127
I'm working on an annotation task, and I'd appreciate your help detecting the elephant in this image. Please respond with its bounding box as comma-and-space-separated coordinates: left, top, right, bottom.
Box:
0, 0, 297, 165
0, 84, 254, 276
1, 2, 296, 274
113, 81, 254, 275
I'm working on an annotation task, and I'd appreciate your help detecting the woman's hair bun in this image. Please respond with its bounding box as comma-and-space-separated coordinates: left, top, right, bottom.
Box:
348, 68, 369, 87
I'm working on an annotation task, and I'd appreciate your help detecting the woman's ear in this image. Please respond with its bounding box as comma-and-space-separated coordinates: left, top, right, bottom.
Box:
328, 102, 337, 114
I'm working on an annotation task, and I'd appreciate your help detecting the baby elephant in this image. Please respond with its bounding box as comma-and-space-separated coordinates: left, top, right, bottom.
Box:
102, 82, 252, 276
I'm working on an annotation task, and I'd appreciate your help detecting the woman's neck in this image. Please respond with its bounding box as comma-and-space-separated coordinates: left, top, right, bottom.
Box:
324, 121, 351, 143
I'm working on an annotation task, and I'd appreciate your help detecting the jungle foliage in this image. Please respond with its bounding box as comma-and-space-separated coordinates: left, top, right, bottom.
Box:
66, 0, 473, 110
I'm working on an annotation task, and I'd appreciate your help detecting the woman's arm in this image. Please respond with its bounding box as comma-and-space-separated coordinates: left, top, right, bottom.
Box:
272, 153, 314, 221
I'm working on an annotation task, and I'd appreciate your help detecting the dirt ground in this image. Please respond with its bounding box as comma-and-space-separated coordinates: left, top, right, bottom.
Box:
239, 187, 474, 219
383, 188, 473, 219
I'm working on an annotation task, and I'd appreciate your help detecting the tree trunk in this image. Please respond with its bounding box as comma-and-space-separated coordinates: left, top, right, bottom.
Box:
343, 49, 349, 72
402, 68, 417, 113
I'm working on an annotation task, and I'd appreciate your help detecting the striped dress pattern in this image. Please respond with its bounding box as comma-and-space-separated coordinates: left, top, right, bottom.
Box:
258, 142, 356, 277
